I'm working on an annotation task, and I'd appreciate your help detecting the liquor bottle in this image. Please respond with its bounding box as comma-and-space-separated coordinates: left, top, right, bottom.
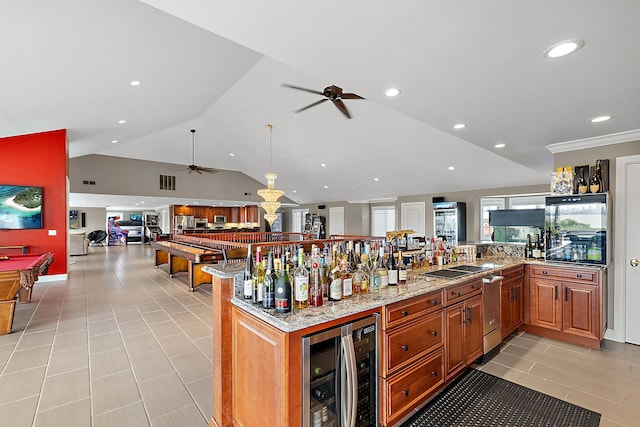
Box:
526, 234, 533, 258
274, 253, 292, 314
319, 255, 329, 299
252, 246, 264, 304
377, 247, 388, 290
293, 248, 309, 309
360, 265, 369, 294
387, 245, 398, 286
532, 235, 541, 259
589, 161, 602, 193
341, 255, 353, 298
329, 246, 342, 301
397, 251, 407, 285
262, 251, 276, 309
309, 248, 323, 307
352, 264, 363, 295
243, 244, 254, 300
577, 171, 588, 194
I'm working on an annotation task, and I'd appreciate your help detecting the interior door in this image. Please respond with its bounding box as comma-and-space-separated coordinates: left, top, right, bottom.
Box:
401, 202, 425, 237
329, 207, 344, 236
623, 159, 640, 344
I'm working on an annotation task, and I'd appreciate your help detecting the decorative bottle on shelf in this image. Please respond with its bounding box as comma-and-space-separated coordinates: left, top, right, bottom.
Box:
262, 251, 276, 309
243, 244, 254, 300
577, 171, 588, 194
589, 161, 602, 193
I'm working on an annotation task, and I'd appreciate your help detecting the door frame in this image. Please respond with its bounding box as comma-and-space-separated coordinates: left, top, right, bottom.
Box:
608, 153, 640, 342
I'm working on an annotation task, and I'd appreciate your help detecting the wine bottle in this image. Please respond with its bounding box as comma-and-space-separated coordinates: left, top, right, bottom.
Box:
274, 253, 292, 314
377, 247, 388, 290
589, 161, 602, 193
329, 246, 342, 301
294, 248, 309, 309
352, 263, 363, 295
309, 247, 323, 307
262, 251, 276, 309
577, 171, 588, 194
253, 246, 264, 304
397, 250, 407, 285
532, 235, 541, 259
319, 255, 329, 299
526, 234, 533, 258
341, 255, 353, 298
387, 245, 398, 286
243, 244, 254, 300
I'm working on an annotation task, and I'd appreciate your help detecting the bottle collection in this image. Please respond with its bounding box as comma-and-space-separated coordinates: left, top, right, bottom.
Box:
245, 240, 414, 314
525, 232, 545, 260
555, 159, 606, 195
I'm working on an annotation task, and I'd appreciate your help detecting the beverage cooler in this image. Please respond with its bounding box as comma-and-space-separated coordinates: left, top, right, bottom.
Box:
545, 193, 609, 265
433, 201, 466, 244
302, 315, 379, 427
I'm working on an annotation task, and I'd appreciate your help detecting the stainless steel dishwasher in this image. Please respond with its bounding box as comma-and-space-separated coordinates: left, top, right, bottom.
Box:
481, 274, 503, 361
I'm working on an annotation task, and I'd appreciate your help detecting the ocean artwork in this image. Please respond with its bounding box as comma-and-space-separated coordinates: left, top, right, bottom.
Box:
0, 185, 43, 229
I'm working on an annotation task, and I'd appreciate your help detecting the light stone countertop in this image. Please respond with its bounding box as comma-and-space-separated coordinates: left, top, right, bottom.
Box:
202, 256, 605, 333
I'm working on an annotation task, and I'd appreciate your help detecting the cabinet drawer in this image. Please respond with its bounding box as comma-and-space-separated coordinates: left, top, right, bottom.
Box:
443, 279, 482, 306
530, 266, 597, 283
384, 290, 443, 330
384, 349, 444, 425
502, 265, 523, 281
385, 311, 443, 375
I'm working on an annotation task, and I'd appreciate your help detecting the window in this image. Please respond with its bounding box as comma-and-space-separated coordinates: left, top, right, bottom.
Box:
480, 198, 505, 242
291, 209, 309, 233
371, 206, 395, 237
480, 194, 546, 242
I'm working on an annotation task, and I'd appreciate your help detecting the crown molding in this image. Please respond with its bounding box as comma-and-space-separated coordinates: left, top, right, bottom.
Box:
545, 129, 640, 154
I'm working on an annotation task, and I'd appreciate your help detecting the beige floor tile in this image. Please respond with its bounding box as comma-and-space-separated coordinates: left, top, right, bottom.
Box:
154, 403, 208, 426
88, 318, 119, 337
138, 372, 194, 420
566, 389, 640, 427
0, 366, 46, 404
15, 329, 56, 352
180, 321, 212, 341
157, 333, 199, 357
93, 401, 150, 427
130, 349, 175, 381
52, 330, 88, 353
87, 310, 115, 324
122, 331, 162, 356
47, 346, 89, 376
92, 370, 142, 416
170, 350, 212, 384
114, 309, 143, 324
0, 342, 16, 370
135, 301, 161, 313
0, 396, 38, 427
193, 336, 213, 362
186, 375, 213, 420
90, 347, 132, 379
33, 397, 91, 427
140, 310, 171, 324
3, 345, 52, 374
38, 368, 90, 411
56, 317, 87, 334
89, 331, 124, 354
148, 320, 183, 338
170, 311, 201, 325
119, 319, 151, 338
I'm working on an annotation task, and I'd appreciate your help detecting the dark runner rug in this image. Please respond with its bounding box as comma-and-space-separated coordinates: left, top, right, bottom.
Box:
402, 368, 601, 427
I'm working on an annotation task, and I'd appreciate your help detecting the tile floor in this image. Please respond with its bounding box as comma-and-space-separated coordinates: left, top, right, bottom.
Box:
0, 244, 638, 426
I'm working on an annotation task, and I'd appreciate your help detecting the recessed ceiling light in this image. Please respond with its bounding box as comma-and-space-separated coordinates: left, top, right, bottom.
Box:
130, 81, 140, 86
118, 120, 126, 124
453, 123, 466, 130
292, 190, 297, 193
543, 39, 585, 58
323, 185, 329, 189
111, 140, 118, 144
320, 163, 326, 167
448, 166, 455, 171
385, 88, 401, 97
374, 177, 380, 182
140, 201, 144, 204
494, 143, 506, 148
229, 153, 235, 157
590, 115, 612, 123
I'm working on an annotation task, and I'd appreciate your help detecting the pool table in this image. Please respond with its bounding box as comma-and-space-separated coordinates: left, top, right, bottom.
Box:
0, 252, 54, 334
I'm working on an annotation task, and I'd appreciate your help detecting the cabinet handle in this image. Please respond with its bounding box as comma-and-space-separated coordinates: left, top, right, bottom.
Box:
431, 330, 438, 336
401, 345, 409, 352
431, 300, 439, 306
402, 389, 409, 397
431, 371, 438, 377
542, 270, 548, 275
401, 310, 409, 317
555, 285, 558, 299
576, 274, 582, 279
565, 287, 569, 301
453, 291, 461, 297
472, 285, 480, 290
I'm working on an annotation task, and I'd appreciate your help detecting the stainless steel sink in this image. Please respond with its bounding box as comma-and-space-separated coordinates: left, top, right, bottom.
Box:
421, 269, 471, 279
447, 264, 489, 273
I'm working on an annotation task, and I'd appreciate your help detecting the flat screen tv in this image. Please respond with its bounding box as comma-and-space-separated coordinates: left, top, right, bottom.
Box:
0, 185, 43, 229
130, 214, 142, 221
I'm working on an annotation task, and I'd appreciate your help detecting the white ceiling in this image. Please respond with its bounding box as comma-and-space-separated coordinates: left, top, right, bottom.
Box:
2, 0, 639, 210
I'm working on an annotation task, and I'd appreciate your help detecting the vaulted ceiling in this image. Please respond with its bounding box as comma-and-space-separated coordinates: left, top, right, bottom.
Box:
2, 1, 639, 209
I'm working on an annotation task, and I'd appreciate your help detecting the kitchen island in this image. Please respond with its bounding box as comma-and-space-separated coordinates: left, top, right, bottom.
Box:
203, 256, 605, 427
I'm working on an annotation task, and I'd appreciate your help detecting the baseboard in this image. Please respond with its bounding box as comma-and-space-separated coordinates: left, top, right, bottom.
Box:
604, 328, 625, 343
37, 274, 68, 283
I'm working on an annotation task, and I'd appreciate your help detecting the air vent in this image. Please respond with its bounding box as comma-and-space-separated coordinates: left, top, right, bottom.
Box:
160, 175, 176, 191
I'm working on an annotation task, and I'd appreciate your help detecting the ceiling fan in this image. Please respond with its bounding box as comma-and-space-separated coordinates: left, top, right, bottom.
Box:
282, 84, 365, 119
183, 129, 218, 174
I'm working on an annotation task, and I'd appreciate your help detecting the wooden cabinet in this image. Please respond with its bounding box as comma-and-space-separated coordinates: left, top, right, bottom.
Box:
524, 264, 604, 348
381, 289, 444, 426
500, 266, 524, 339
444, 293, 483, 380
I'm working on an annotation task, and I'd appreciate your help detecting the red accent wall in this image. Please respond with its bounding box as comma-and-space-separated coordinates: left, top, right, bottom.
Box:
0, 130, 68, 274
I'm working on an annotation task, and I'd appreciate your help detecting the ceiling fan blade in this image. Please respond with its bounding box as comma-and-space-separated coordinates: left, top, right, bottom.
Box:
341, 93, 365, 100
282, 83, 324, 96
294, 98, 328, 113
333, 99, 351, 119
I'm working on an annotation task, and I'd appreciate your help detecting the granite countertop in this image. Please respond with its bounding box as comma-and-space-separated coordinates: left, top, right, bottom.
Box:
202, 256, 606, 333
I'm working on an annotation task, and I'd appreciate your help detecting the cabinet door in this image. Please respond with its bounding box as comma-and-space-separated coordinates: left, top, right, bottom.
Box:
500, 283, 514, 339
563, 282, 598, 340
444, 303, 465, 380
511, 283, 523, 331
465, 295, 484, 365
529, 277, 562, 331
